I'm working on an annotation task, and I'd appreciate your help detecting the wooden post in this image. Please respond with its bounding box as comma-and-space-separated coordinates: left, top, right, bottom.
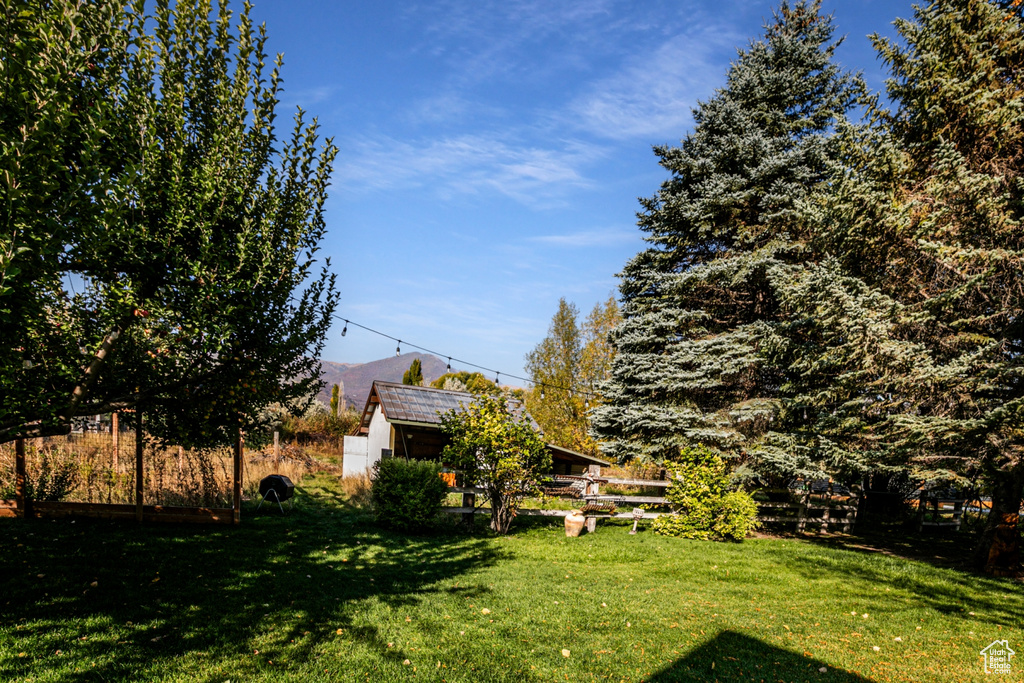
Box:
177, 446, 184, 477
585, 464, 600, 533
15, 438, 27, 518
232, 431, 242, 525
462, 492, 475, 526
273, 430, 280, 459
111, 412, 119, 474
135, 408, 144, 523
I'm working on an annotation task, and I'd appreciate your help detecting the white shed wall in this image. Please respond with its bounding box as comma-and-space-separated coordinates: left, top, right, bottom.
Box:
342, 435, 369, 478
367, 407, 392, 458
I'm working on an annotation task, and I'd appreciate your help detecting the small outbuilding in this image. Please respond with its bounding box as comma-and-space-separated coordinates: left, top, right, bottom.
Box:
342, 381, 608, 477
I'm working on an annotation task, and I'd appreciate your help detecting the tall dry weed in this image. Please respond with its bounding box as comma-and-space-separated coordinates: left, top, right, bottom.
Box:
340, 472, 372, 508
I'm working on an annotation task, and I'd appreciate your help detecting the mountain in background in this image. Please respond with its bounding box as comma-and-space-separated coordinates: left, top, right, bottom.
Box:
317, 353, 450, 409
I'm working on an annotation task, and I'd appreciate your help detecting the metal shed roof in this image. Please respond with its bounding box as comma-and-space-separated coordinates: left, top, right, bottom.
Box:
374, 381, 472, 425
361, 380, 538, 431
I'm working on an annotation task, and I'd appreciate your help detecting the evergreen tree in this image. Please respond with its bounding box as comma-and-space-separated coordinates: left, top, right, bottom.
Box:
402, 358, 424, 386
591, 1, 862, 468
330, 383, 340, 418
782, 0, 1024, 574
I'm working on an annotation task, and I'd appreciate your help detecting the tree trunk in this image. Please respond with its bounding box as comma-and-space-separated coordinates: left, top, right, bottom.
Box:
974, 465, 1023, 577
489, 491, 516, 534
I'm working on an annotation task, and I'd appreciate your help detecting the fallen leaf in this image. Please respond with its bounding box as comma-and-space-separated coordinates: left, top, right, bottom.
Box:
403, 659, 411, 666
561, 649, 571, 658
872, 646, 881, 652
481, 609, 491, 615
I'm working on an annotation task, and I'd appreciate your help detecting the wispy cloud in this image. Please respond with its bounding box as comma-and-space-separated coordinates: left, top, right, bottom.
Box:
531, 227, 639, 248
568, 27, 741, 140
334, 133, 603, 205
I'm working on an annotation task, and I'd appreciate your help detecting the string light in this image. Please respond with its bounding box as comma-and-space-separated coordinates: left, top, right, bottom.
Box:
332, 313, 598, 399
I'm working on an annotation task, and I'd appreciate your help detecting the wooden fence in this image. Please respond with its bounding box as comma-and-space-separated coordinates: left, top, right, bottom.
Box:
1, 417, 242, 524
443, 472, 861, 534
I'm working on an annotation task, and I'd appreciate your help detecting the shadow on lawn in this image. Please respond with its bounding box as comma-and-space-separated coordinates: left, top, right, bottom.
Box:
0, 492, 507, 682
788, 530, 1024, 630
647, 631, 874, 682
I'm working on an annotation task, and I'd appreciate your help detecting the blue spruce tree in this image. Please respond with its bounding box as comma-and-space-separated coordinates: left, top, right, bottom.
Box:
591, 1, 862, 473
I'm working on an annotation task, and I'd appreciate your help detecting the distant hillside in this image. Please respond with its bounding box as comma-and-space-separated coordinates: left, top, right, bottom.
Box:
317, 353, 449, 409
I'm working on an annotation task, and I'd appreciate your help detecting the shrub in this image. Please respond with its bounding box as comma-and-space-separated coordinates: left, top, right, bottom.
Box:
370, 458, 449, 532
652, 444, 759, 542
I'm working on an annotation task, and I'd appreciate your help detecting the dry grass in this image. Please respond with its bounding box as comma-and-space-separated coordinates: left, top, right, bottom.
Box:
0, 432, 333, 508
339, 471, 372, 508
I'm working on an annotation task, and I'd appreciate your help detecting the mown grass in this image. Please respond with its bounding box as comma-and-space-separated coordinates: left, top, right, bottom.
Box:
1, 473, 1020, 682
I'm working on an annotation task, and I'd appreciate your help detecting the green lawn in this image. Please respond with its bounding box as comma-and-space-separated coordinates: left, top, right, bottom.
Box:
1, 474, 1020, 682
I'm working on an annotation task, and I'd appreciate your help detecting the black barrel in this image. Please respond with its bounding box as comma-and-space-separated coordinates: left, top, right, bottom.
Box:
259, 474, 295, 502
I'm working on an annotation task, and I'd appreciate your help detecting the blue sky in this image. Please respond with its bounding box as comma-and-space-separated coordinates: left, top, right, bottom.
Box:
246, 0, 916, 383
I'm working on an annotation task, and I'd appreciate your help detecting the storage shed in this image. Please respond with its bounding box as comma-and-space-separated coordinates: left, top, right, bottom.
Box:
342, 381, 608, 476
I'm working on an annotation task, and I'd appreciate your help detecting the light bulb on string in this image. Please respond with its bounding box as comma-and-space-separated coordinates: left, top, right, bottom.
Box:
446, 358, 451, 373
396, 341, 401, 357
341, 320, 348, 337
495, 372, 500, 385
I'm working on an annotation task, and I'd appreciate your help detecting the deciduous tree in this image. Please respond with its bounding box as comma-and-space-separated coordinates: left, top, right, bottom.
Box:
0, 0, 339, 448
525, 297, 619, 455
440, 393, 550, 534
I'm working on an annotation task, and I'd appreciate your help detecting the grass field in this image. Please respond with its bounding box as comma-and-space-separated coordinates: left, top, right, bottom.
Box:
1, 473, 1020, 682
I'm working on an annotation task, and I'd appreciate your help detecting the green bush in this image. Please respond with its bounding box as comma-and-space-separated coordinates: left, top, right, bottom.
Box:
370, 458, 450, 533
652, 445, 759, 542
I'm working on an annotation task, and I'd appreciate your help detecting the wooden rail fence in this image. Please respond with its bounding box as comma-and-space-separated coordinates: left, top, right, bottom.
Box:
442, 475, 861, 534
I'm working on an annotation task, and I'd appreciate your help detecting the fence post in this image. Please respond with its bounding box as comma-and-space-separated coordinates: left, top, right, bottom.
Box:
111, 412, 119, 474
273, 430, 280, 459
585, 464, 600, 533
135, 408, 144, 523
797, 490, 808, 533
233, 431, 242, 525
462, 491, 475, 526
15, 438, 27, 518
